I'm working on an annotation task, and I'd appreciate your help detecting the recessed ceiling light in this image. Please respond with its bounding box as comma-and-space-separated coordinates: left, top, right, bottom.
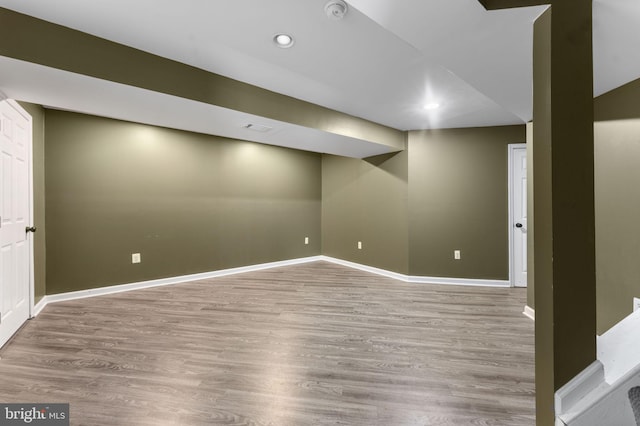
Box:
423, 102, 441, 110
273, 33, 294, 48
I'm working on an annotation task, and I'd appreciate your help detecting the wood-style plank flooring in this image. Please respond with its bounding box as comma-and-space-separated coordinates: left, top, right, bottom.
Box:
0, 261, 535, 425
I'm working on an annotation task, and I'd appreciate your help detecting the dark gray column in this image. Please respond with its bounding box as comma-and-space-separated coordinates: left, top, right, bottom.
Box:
479, 2, 596, 425
533, 3, 596, 424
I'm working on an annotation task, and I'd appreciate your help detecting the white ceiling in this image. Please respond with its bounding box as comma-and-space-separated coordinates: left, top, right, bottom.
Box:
0, 0, 639, 157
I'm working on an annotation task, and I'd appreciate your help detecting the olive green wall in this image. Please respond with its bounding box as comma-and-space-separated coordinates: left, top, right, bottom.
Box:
595, 77, 640, 122
18, 102, 46, 303
594, 77, 640, 334
523, 78, 640, 332
37, 108, 532, 298
321, 152, 409, 274
408, 126, 525, 279
45, 110, 321, 294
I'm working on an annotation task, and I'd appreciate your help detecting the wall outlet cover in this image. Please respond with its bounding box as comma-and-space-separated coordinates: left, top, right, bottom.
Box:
132, 253, 141, 264
634, 297, 640, 312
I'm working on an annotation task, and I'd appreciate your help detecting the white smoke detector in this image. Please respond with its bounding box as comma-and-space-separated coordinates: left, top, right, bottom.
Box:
325, 0, 348, 20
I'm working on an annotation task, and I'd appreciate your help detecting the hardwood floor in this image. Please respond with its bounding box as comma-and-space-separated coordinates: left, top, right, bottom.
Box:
0, 261, 535, 425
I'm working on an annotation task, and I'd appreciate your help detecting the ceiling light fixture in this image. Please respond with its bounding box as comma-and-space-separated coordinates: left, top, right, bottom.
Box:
325, 0, 348, 20
423, 102, 441, 110
273, 33, 294, 48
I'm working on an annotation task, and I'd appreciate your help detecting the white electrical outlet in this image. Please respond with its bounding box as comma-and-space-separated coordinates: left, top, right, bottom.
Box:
304, 237, 309, 245
132, 253, 141, 264
357, 241, 362, 250
634, 297, 640, 312
454, 250, 461, 260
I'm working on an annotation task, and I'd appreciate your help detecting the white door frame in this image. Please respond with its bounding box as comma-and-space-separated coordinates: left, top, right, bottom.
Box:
0, 92, 35, 321
508, 143, 526, 288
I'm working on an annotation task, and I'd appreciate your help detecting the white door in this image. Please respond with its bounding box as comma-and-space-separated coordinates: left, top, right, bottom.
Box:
0, 99, 32, 348
510, 145, 527, 287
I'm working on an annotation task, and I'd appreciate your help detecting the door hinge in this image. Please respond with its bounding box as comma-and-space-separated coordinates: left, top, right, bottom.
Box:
26, 226, 37, 233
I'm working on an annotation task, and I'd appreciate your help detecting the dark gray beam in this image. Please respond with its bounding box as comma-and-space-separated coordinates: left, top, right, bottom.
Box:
477, 0, 549, 10
0, 7, 404, 152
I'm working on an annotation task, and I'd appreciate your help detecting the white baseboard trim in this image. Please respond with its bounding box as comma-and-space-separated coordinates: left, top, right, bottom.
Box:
32, 297, 49, 317
407, 275, 510, 287
32, 255, 514, 317
523, 305, 535, 321
319, 256, 510, 287
32, 256, 324, 317
318, 256, 408, 281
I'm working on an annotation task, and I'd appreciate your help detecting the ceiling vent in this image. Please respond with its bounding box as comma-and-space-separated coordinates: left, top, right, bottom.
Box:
243, 123, 273, 133
325, 0, 348, 20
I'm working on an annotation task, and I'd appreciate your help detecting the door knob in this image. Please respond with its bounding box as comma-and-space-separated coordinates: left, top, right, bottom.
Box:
515, 223, 523, 228
25, 226, 37, 233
